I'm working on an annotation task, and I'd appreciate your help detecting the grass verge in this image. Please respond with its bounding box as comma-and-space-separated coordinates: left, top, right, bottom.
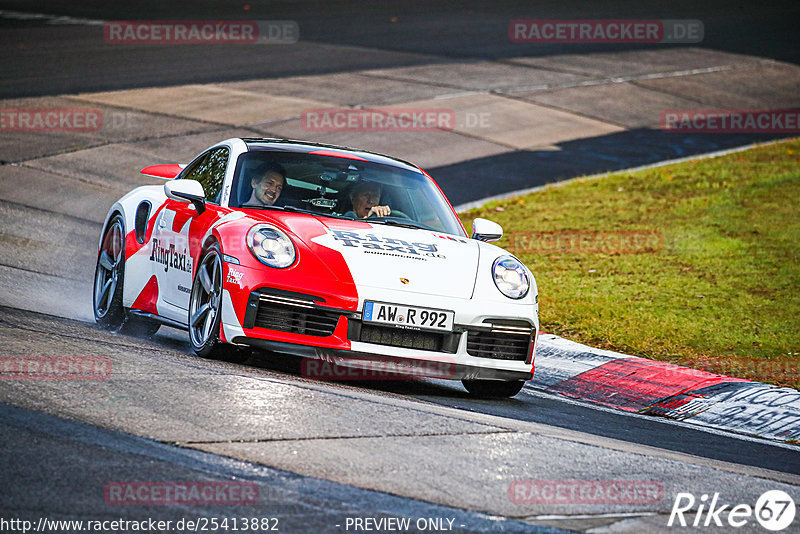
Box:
459, 139, 800, 388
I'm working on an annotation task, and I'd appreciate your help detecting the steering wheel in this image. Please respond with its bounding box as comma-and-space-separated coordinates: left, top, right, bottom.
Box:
367, 209, 411, 220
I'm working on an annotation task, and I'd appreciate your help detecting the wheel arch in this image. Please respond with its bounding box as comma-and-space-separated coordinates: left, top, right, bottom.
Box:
98, 204, 126, 252
98, 185, 166, 251
201, 233, 220, 255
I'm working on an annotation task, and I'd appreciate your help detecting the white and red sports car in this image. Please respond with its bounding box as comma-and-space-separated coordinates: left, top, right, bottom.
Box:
93, 138, 538, 397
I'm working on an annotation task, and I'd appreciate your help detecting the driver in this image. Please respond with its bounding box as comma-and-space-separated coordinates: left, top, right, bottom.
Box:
247, 162, 286, 206
347, 181, 391, 218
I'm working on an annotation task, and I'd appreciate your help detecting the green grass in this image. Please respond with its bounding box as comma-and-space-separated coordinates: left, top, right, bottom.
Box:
459, 139, 800, 387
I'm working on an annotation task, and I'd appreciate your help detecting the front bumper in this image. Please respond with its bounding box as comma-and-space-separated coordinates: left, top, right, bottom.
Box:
225, 286, 538, 381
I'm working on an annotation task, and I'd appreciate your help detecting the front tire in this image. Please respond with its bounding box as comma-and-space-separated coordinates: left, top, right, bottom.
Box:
188, 244, 241, 361
93, 214, 160, 337
462, 379, 526, 398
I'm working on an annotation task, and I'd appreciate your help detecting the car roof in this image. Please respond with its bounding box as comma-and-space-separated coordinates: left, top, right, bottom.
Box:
241, 138, 422, 173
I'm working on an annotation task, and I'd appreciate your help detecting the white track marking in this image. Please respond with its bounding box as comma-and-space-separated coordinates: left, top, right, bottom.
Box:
0, 9, 106, 26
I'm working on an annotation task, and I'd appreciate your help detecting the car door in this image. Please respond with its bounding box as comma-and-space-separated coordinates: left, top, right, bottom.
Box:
153, 146, 230, 311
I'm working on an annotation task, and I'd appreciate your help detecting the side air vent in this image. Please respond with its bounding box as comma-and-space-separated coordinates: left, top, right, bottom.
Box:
135, 201, 151, 244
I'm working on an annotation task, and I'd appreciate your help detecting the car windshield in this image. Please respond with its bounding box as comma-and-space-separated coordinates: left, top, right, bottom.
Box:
231, 150, 465, 237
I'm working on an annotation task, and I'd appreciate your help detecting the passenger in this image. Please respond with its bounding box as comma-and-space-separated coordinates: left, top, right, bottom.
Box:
247, 162, 286, 206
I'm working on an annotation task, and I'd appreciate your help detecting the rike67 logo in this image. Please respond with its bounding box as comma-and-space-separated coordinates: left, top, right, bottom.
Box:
669, 490, 796, 531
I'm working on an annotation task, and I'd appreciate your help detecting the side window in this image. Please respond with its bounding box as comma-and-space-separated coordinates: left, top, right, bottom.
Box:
181, 147, 229, 204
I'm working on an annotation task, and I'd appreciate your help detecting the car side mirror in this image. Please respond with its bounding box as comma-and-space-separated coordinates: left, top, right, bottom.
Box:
472, 218, 503, 242
164, 180, 206, 215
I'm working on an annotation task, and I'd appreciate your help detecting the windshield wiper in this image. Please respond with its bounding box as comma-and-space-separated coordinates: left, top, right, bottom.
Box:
368, 217, 433, 231
241, 203, 354, 221
241, 204, 284, 210
240, 204, 306, 213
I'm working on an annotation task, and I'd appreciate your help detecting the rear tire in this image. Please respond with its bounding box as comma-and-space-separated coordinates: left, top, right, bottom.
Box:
462, 379, 525, 398
93, 214, 160, 337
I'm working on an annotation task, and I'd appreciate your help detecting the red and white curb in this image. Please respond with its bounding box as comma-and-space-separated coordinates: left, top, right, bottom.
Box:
531, 334, 800, 444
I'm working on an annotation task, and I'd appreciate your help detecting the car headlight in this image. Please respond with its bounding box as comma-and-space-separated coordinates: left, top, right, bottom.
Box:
247, 224, 296, 268
492, 256, 530, 299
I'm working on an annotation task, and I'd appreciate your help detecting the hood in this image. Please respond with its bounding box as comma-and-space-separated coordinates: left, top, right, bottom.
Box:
306, 219, 480, 299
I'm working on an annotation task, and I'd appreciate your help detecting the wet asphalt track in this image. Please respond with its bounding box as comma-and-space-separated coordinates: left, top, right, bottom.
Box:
1, 2, 799, 532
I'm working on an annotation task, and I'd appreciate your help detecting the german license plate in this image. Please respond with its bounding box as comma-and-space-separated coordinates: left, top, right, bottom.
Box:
362, 301, 454, 332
